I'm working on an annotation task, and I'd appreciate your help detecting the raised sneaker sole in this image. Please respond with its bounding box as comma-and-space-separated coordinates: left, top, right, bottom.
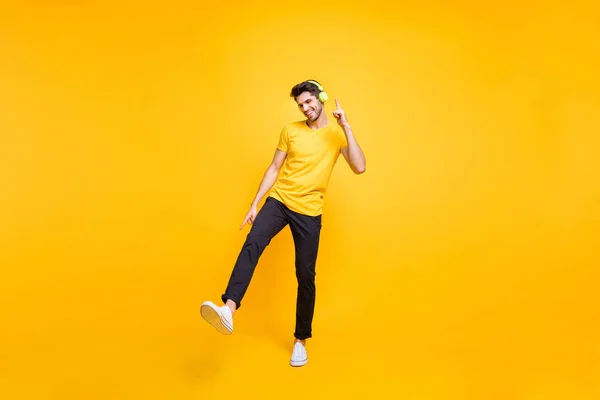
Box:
200, 302, 232, 335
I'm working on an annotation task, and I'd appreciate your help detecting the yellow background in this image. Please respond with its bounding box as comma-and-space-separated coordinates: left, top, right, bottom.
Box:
1, 1, 599, 399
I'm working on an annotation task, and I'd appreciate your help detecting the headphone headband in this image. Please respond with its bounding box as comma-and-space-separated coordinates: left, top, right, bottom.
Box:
306, 80, 328, 103
307, 80, 323, 90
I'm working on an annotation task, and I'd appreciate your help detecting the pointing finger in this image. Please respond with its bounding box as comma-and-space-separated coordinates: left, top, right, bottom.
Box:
335, 98, 341, 110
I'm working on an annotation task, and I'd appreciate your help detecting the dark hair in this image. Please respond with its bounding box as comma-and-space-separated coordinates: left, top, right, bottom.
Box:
290, 80, 321, 99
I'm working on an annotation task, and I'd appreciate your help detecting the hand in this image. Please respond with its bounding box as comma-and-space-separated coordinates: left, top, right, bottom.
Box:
332, 98, 350, 128
240, 204, 258, 230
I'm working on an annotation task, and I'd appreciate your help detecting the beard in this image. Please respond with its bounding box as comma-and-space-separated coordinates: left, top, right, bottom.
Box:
306, 106, 322, 121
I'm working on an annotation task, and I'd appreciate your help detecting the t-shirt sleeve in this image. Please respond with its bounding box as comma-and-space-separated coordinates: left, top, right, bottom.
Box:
277, 125, 290, 152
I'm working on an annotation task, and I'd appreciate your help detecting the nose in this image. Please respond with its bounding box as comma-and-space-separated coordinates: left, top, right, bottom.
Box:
301, 104, 309, 112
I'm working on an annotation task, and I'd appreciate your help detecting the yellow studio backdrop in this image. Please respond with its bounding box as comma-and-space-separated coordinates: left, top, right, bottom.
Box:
1, 1, 599, 399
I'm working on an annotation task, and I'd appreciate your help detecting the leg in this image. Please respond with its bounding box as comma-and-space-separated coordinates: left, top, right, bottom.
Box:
288, 211, 322, 341
221, 197, 288, 309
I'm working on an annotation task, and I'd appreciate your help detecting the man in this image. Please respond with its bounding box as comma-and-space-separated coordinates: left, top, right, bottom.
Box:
200, 79, 366, 367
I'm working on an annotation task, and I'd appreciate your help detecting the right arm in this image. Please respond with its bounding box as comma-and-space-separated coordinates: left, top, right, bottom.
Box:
250, 149, 287, 208
240, 149, 287, 229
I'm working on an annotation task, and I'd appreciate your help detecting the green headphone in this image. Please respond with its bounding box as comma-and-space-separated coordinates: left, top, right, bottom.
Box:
307, 80, 329, 103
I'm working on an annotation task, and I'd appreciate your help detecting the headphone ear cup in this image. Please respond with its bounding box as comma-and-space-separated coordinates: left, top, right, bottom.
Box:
319, 91, 328, 103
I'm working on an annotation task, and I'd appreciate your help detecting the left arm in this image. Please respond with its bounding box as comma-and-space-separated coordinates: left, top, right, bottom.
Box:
341, 125, 366, 174
333, 99, 366, 174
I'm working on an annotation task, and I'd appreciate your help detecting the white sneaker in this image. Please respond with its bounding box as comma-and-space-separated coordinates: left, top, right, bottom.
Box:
200, 301, 233, 335
290, 342, 308, 367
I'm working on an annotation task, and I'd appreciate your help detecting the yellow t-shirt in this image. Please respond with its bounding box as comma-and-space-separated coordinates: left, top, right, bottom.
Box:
269, 120, 348, 216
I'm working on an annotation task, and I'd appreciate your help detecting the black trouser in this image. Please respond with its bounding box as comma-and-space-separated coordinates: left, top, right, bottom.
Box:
221, 196, 322, 340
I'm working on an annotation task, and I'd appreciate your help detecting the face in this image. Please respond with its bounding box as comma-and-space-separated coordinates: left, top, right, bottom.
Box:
295, 91, 323, 122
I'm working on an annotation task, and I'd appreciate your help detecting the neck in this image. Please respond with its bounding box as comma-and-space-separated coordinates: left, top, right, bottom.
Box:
306, 111, 329, 129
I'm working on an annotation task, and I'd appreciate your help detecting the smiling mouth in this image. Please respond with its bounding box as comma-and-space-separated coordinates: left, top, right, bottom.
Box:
306, 111, 314, 118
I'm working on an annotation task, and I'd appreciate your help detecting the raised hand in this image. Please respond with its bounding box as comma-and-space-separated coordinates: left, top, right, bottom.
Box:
332, 98, 350, 128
